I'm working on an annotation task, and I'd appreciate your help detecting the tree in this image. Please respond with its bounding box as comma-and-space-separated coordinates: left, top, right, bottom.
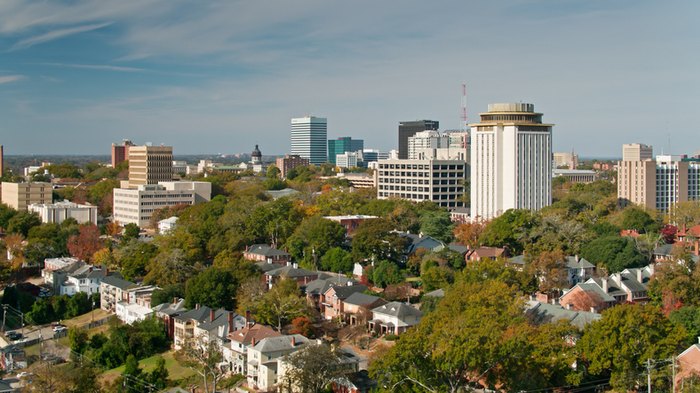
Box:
70, 327, 89, 355
279, 344, 351, 393
185, 266, 239, 310
578, 304, 686, 391
670, 201, 700, 229
620, 206, 659, 233
319, 247, 353, 273
580, 235, 648, 273
67, 224, 104, 263
147, 356, 169, 390
285, 216, 346, 268
7, 210, 41, 237
255, 278, 308, 331
419, 210, 454, 244
350, 218, 407, 263
371, 260, 403, 288
151, 284, 185, 307
115, 239, 158, 280
92, 248, 116, 270
122, 354, 143, 393
661, 224, 678, 244
453, 220, 485, 249
176, 335, 225, 393
289, 316, 314, 338
526, 249, 568, 295
122, 223, 140, 241
479, 209, 537, 254
144, 248, 201, 286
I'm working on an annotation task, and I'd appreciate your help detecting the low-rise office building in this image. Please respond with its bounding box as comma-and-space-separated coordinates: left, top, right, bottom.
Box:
29, 200, 98, 225
113, 181, 211, 227
1, 182, 52, 211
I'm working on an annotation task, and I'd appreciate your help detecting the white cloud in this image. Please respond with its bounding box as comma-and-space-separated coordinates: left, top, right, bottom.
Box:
10, 22, 113, 50
0, 75, 25, 84
41, 63, 145, 73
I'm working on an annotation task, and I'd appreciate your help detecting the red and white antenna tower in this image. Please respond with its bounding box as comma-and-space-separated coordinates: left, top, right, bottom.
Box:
460, 83, 468, 132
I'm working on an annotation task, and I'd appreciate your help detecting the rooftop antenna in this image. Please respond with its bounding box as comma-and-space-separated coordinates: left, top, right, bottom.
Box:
460, 83, 468, 132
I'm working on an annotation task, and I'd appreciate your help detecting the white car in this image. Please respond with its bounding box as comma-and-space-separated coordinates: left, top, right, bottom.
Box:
16, 371, 32, 379
52, 325, 67, 333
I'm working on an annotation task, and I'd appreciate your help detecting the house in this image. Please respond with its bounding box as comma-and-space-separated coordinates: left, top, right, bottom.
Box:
305, 274, 358, 312
57, 264, 109, 296
227, 322, 281, 375
369, 302, 423, 336
0, 346, 26, 371
323, 215, 378, 237
560, 265, 654, 312
246, 334, 310, 391
467, 246, 507, 262
342, 292, 386, 325
244, 244, 291, 264
41, 257, 84, 293
158, 216, 178, 234
264, 264, 320, 290
100, 275, 138, 313
153, 298, 187, 339
398, 232, 445, 256
115, 285, 158, 324
509, 255, 595, 286
322, 284, 368, 321
676, 339, 700, 390
525, 300, 601, 330
173, 305, 243, 350
653, 243, 675, 262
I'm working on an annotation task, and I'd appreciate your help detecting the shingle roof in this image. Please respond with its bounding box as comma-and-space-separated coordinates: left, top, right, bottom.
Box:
525, 300, 601, 330
305, 275, 357, 296
266, 265, 317, 278
653, 243, 674, 256
325, 284, 367, 300
152, 299, 187, 316
343, 292, 384, 307
254, 334, 309, 353
230, 324, 281, 346
246, 244, 290, 258
372, 302, 423, 320
101, 274, 136, 290
399, 233, 444, 255
565, 256, 595, 269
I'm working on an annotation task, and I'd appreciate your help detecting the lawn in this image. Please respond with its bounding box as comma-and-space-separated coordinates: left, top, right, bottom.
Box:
62, 309, 112, 329
101, 350, 196, 384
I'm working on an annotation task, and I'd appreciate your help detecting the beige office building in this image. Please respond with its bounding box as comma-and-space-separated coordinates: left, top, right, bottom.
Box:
622, 143, 653, 161
128, 145, 173, 188
1, 182, 52, 211
617, 144, 700, 212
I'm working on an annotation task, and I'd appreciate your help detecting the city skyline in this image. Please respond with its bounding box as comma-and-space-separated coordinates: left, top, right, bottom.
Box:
1, 0, 698, 156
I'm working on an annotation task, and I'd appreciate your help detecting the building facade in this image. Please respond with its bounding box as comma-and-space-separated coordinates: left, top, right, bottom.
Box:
336, 152, 360, 168
398, 120, 439, 159
376, 159, 467, 209
291, 116, 327, 165
111, 140, 134, 168
408, 130, 469, 161
113, 181, 212, 227
127, 145, 173, 188
1, 182, 52, 211
328, 137, 364, 165
553, 151, 578, 169
275, 155, 309, 178
29, 200, 98, 225
470, 103, 553, 220
553, 169, 598, 184
622, 143, 653, 161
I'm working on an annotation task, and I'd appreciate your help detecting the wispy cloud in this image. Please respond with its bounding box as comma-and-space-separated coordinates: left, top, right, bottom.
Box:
10, 22, 112, 50
41, 62, 145, 73
0, 74, 25, 84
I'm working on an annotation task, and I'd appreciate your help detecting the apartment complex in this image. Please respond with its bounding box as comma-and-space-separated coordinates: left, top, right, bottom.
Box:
275, 155, 309, 178
291, 116, 327, 165
128, 145, 173, 188
111, 139, 134, 168
1, 182, 52, 211
376, 159, 467, 209
617, 144, 700, 211
470, 103, 553, 220
113, 181, 212, 227
29, 200, 98, 225
328, 137, 364, 165
398, 120, 439, 159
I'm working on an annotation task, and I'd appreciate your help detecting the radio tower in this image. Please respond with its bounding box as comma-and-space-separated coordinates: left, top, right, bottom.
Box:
460, 83, 468, 132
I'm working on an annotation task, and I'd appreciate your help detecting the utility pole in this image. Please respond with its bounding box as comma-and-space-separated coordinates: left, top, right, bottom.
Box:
1, 305, 6, 332
647, 358, 652, 393
671, 355, 677, 393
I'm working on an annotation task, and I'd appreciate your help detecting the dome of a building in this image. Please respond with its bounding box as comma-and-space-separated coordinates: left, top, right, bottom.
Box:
252, 144, 262, 158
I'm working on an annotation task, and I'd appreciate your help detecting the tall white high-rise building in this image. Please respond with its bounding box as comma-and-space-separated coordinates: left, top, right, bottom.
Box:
291, 116, 327, 165
470, 103, 553, 220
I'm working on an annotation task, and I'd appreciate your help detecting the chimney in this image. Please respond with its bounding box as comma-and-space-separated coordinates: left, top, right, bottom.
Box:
565, 303, 572, 310
602, 278, 608, 293
649, 263, 655, 276
252, 337, 256, 346
196, 303, 200, 310
291, 336, 296, 346
347, 281, 353, 287
210, 309, 215, 322
590, 307, 596, 313
636, 269, 642, 284
575, 254, 580, 262
293, 263, 298, 269
245, 310, 252, 327
697, 336, 700, 344
228, 312, 234, 334
286, 261, 291, 267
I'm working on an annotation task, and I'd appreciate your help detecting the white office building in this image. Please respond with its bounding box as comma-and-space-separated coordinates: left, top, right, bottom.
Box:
291, 116, 327, 165
29, 200, 98, 225
470, 103, 553, 220
113, 181, 212, 227
336, 152, 360, 168
376, 159, 467, 209
408, 131, 469, 161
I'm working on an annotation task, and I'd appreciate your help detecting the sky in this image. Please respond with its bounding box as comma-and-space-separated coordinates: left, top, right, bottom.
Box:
0, 0, 698, 157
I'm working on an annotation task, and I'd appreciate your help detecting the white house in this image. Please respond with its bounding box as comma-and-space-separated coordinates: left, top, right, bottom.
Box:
246, 334, 311, 391
158, 216, 178, 234
369, 301, 423, 336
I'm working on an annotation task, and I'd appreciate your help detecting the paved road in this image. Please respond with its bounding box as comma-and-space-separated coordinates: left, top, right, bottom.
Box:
1, 324, 62, 348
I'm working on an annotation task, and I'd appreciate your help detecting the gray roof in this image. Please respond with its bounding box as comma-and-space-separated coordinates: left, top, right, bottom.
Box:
525, 300, 601, 330
197, 309, 245, 336
343, 292, 384, 307
100, 274, 135, 290
372, 301, 423, 320
266, 265, 317, 279
653, 243, 674, 256
397, 232, 445, 255
423, 288, 445, 298
247, 244, 290, 258
326, 284, 367, 300
305, 275, 357, 296
447, 242, 468, 255
573, 281, 617, 302
153, 299, 187, 316
254, 334, 309, 353
508, 255, 526, 266
509, 255, 594, 270
256, 261, 286, 272
174, 305, 214, 323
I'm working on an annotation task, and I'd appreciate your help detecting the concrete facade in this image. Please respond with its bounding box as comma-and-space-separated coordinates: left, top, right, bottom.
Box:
127, 145, 173, 188
29, 200, 98, 225
1, 182, 52, 211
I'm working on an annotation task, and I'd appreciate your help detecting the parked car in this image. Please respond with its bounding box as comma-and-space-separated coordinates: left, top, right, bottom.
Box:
52, 325, 67, 333
6, 331, 22, 341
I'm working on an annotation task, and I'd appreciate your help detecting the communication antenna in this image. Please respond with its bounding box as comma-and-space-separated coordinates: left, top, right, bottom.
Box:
460, 83, 468, 132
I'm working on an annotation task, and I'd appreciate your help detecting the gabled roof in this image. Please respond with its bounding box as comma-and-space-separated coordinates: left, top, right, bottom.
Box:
174, 305, 213, 323
423, 288, 445, 298
343, 292, 384, 307
153, 299, 187, 316
230, 324, 280, 346
253, 334, 309, 354
447, 242, 468, 255
325, 284, 367, 300
101, 274, 136, 290
564, 256, 595, 269
196, 309, 244, 336
397, 232, 445, 255
581, 279, 623, 300
372, 301, 423, 320
525, 300, 601, 330
305, 275, 357, 296
470, 246, 506, 259
255, 260, 286, 273
246, 244, 290, 258
653, 243, 674, 256
266, 265, 317, 278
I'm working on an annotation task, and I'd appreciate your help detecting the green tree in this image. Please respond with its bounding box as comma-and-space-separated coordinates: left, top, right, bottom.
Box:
580, 235, 648, 273
319, 247, 353, 273
479, 209, 537, 254
151, 284, 185, 307
350, 218, 407, 263
115, 239, 159, 281
147, 356, 169, 390
279, 344, 351, 393
144, 248, 201, 286
419, 210, 454, 244
185, 267, 239, 310
7, 210, 42, 237
578, 304, 686, 391
620, 206, 659, 233
255, 278, 308, 331
285, 216, 346, 268
371, 260, 403, 288
122, 354, 143, 393
69, 327, 89, 355
122, 223, 140, 241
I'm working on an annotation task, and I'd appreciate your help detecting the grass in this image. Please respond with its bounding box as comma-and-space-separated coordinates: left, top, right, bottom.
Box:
101, 350, 196, 384
62, 309, 112, 329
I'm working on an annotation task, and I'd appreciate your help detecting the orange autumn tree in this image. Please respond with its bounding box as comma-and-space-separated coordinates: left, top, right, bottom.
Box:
67, 225, 104, 263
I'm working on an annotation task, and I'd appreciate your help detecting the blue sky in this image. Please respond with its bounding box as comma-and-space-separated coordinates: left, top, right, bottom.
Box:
0, 0, 698, 157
